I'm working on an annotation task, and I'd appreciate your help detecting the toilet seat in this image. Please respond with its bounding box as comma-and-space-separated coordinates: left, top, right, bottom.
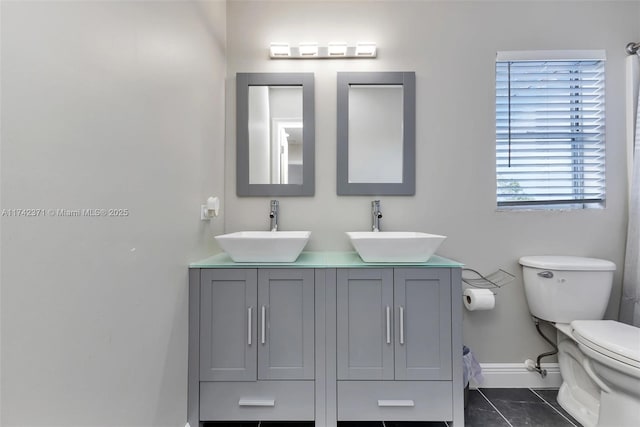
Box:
571, 320, 640, 369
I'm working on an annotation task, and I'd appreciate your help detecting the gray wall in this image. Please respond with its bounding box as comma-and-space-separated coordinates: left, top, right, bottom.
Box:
225, 1, 638, 363
1, 1, 226, 425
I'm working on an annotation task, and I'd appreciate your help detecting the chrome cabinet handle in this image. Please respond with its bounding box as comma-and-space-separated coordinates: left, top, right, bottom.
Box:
261, 305, 266, 344
538, 271, 554, 279
399, 306, 405, 345
386, 306, 391, 344
239, 398, 275, 407
378, 399, 414, 407
247, 307, 252, 345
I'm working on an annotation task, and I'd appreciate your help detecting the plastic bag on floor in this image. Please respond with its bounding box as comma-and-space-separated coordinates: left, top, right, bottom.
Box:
463, 345, 484, 386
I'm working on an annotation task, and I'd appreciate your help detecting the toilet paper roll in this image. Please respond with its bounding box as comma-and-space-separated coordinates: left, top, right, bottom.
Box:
463, 288, 495, 311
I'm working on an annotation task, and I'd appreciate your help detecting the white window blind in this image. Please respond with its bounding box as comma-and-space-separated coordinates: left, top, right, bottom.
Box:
496, 52, 606, 208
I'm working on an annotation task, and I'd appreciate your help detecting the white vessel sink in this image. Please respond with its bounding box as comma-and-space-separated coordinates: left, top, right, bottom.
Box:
346, 231, 446, 262
215, 231, 311, 262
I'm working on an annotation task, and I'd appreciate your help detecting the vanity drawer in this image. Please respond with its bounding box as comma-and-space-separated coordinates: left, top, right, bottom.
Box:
200, 381, 314, 421
337, 381, 453, 421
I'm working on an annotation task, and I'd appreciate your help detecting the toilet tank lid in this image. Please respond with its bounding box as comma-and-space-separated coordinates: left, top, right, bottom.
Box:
519, 256, 616, 271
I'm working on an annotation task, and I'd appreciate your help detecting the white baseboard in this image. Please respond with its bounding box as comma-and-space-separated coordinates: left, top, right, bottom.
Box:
471, 362, 562, 389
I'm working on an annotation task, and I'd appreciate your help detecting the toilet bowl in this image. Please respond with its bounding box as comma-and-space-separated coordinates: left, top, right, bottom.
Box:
572, 320, 640, 427
554, 323, 601, 426
520, 256, 640, 427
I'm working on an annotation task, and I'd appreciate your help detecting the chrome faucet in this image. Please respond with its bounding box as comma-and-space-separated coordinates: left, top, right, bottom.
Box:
269, 200, 279, 231
371, 200, 382, 232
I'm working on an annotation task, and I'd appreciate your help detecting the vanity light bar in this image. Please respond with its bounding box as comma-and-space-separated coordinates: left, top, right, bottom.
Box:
269, 42, 377, 59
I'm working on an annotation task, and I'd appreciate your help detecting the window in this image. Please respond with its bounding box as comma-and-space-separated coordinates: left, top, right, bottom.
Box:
496, 51, 606, 209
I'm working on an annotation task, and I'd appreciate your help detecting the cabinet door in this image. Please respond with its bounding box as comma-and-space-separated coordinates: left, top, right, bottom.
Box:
200, 269, 257, 381
394, 268, 452, 380
257, 269, 315, 380
337, 269, 394, 380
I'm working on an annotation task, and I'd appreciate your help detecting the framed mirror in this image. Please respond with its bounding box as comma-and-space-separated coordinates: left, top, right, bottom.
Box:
337, 72, 415, 195
237, 73, 315, 196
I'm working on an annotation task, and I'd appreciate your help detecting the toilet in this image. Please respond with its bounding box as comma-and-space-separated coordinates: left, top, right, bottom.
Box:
520, 256, 640, 427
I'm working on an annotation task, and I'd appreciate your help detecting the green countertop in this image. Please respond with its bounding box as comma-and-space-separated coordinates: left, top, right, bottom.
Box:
190, 251, 463, 268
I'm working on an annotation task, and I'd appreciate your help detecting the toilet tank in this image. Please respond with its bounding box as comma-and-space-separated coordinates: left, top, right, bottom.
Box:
519, 256, 616, 323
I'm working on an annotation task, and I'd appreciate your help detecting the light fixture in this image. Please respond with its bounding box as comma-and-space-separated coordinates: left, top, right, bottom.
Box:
269, 43, 290, 57
328, 42, 348, 57
269, 42, 377, 59
355, 42, 377, 57
298, 43, 319, 57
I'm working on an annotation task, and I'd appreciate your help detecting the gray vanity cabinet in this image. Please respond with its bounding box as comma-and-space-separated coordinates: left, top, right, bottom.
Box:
200, 269, 314, 382
200, 269, 257, 381
336, 268, 454, 422
394, 268, 452, 380
189, 256, 464, 427
337, 268, 451, 380
196, 268, 315, 422
337, 269, 395, 380
257, 269, 315, 380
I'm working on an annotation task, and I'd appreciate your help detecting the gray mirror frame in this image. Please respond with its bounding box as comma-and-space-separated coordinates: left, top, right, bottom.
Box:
236, 72, 315, 196
337, 71, 416, 195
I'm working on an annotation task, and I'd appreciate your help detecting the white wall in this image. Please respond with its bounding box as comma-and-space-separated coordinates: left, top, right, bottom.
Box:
0, 1, 226, 425
225, 1, 637, 364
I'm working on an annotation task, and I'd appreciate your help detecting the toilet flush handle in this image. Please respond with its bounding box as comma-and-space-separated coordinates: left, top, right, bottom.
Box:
538, 271, 554, 279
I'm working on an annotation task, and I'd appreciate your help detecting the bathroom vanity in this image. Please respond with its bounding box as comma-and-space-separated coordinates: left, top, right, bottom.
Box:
188, 252, 464, 427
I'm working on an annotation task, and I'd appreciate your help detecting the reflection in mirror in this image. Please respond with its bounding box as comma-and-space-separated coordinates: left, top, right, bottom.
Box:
237, 73, 314, 196
348, 85, 403, 183
248, 86, 303, 185
337, 72, 416, 195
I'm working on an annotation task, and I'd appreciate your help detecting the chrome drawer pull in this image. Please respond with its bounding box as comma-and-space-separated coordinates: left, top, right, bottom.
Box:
377, 399, 415, 407
238, 398, 275, 407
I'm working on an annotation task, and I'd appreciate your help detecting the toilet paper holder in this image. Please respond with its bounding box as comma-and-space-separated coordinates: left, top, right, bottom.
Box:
462, 268, 515, 295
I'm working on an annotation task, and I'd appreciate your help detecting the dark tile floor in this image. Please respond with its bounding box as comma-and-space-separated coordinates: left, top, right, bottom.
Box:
205, 388, 582, 427
466, 388, 580, 427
